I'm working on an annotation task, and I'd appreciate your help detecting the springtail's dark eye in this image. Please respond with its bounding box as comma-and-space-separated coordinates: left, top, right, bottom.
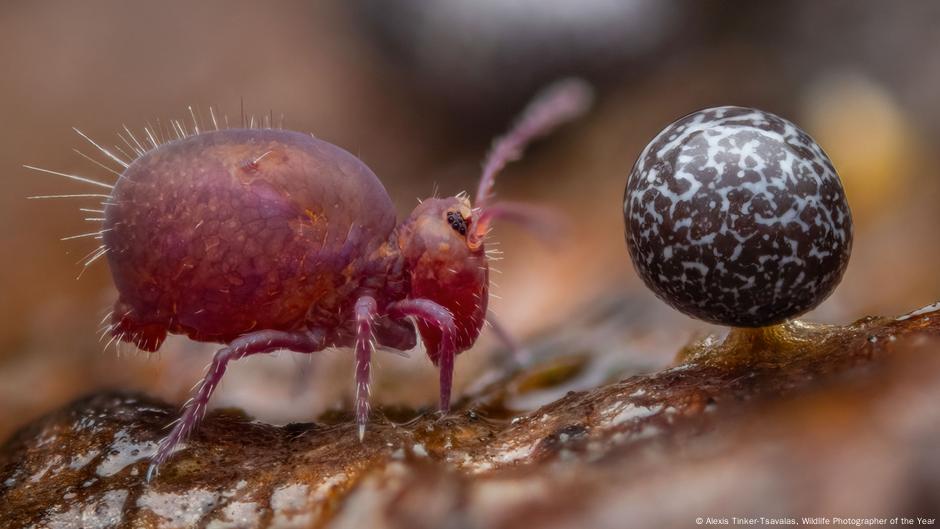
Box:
446, 211, 467, 236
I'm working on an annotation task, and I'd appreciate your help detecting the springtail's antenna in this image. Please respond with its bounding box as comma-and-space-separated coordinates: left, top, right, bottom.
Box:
469, 78, 593, 249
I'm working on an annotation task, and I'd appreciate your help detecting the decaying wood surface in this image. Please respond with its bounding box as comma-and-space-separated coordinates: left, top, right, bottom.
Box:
2, 300, 940, 528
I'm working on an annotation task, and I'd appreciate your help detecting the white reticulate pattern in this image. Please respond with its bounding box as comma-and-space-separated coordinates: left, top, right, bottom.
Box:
623, 106, 853, 326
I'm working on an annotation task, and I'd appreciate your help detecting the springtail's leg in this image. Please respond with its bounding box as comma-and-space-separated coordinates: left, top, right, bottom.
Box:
354, 296, 377, 441
387, 298, 457, 413
146, 329, 324, 482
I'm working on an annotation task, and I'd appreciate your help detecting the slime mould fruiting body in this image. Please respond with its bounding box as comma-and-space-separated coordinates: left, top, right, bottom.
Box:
63, 80, 592, 480
624, 106, 853, 327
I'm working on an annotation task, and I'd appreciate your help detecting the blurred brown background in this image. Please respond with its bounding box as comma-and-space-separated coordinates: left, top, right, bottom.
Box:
2, 1, 939, 441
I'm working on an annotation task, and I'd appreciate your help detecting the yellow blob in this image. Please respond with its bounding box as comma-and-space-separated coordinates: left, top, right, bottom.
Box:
802, 73, 918, 224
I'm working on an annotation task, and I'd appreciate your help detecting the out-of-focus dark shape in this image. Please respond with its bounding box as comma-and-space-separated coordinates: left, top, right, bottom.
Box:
3, 299, 939, 527
780, 2, 940, 134
349, 0, 687, 125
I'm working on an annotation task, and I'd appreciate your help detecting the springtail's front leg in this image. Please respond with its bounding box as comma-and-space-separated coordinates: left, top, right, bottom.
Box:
387, 298, 457, 413
146, 329, 324, 482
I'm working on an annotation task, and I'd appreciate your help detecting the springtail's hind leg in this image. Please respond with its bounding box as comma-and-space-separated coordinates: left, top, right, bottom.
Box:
146, 329, 325, 482
387, 299, 457, 413
354, 296, 377, 441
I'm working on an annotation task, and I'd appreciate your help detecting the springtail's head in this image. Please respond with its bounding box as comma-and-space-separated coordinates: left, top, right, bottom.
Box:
397, 193, 485, 362
399, 78, 593, 360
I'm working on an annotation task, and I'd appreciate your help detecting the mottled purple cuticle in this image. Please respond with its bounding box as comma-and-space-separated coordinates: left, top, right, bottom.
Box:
623, 106, 853, 327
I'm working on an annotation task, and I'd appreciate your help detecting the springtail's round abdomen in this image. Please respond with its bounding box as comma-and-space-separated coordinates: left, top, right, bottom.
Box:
103, 128, 397, 350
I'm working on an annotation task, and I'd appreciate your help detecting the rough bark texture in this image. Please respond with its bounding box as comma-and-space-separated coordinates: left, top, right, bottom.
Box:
3, 300, 940, 528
